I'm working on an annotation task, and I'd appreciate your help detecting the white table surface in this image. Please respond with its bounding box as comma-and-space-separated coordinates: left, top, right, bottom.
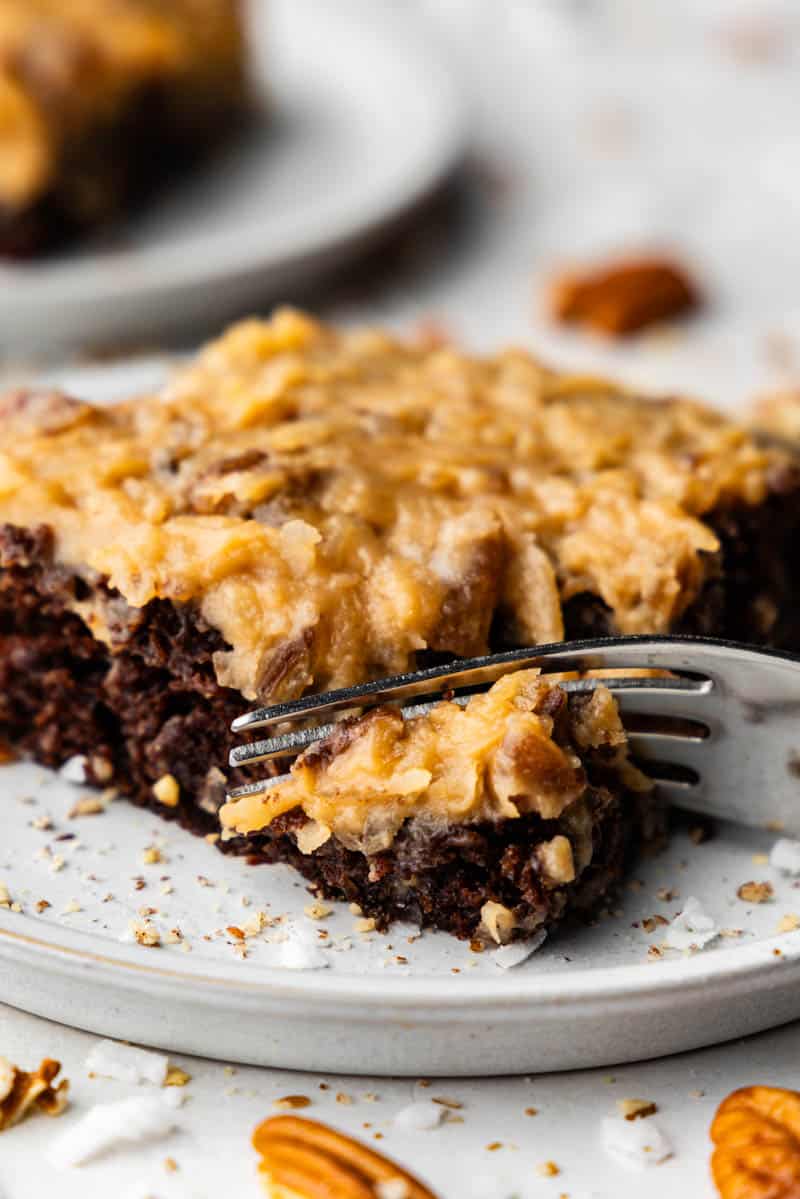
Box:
4, 1, 800, 1195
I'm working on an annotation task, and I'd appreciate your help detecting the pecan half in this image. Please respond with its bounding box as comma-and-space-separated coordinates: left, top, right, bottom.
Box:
711, 1085, 800, 1199
548, 255, 700, 336
253, 1115, 438, 1198
0, 1057, 69, 1131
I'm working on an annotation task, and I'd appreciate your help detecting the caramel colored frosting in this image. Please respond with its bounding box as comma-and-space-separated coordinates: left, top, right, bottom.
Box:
0, 0, 245, 210
0, 309, 790, 701
219, 671, 650, 855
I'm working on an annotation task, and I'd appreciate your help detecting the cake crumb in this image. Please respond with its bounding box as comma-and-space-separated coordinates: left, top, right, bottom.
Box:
617, 1098, 658, 1121
525, 1107, 538, 1117
777, 913, 800, 933
355, 917, 376, 933
273, 1095, 311, 1110
336, 1092, 353, 1105
35, 899, 51, 913
304, 901, 332, 921
164, 1156, 178, 1173
142, 846, 163, 866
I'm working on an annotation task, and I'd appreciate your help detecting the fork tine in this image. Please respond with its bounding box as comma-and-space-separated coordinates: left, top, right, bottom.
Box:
232, 642, 710, 735
229, 682, 712, 770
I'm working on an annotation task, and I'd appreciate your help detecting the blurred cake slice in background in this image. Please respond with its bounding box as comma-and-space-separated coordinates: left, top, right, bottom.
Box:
0, 0, 249, 256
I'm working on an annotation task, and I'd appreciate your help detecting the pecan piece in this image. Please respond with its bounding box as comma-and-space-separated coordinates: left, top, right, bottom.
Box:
711, 1085, 800, 1199
548, 255, 700, 336
0, 388, 92, 435
253, 1115, 438, 1198
0, 1056, 69, 1131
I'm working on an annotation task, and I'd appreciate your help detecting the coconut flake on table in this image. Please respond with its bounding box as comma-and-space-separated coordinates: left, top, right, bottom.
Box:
393, 1100, 445, 1131
58, 755, 89, 785
48, 1089, 183, 1168
493, 928, 547, 968
601, 1115, 673, 1168
769, 838, 800, 875
85, 1039, 168, 1086
663, 896, 719, 950
271, 923, 330, 970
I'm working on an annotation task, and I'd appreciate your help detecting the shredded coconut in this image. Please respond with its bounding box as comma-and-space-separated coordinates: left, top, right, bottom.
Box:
85, 1040, 168, 1086
375, 1181, 410, 1199
601, 1116, 673, 1168
493, 929, 547, 969
770, 838, 800, 875
48, 1089, 183, 1168
393, 1101, 445, 1131
663, 896, 718, 950
58, 755, 89, 785
274, 927, 329, 971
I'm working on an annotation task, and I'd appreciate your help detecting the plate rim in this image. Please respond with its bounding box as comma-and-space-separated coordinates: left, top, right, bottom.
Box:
2, 908, 797, 1011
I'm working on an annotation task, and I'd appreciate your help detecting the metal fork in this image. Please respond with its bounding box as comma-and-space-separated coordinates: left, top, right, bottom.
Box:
228, 635, 800, 835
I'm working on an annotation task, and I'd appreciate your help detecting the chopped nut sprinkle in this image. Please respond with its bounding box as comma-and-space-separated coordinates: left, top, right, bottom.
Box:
304, 901, 332, 921
68, 797, 105, 819
165, 1066, 191, 1087
737, 880, 774, 904
152, 774, 180, 808
537, 1161, 560, 1176
130, 919, 161, 947
617, 1098, 658, 1121
641, 915, 668, 934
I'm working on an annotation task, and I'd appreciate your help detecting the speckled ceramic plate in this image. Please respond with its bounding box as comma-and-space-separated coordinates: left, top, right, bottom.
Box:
0, 0, 465, 353
3, 362, 800, 1077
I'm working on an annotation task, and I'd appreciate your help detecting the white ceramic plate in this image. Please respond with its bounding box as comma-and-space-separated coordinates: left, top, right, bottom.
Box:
0, 0, 465, 353
3, 362, 800, 1078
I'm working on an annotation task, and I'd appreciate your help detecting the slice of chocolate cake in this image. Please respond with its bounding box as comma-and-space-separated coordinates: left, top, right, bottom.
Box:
2, 309, 800, 936
220, 671, 661, 940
